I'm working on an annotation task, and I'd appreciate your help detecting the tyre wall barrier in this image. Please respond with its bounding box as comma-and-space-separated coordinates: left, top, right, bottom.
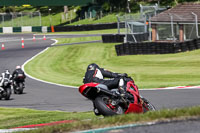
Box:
54, 23, 117, 32
102, 34, 125, 43
115, 38, 200, 56
102, 33, 149, 43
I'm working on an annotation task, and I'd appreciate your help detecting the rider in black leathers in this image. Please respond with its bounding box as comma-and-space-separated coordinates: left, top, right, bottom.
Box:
83, 63, 127, 95
12, 66, 26, 82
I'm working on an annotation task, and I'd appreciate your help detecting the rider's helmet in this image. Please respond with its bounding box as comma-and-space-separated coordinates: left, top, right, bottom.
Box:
16, 65, 21, 69
5, 69, 10, 74
87, 63, 99, 71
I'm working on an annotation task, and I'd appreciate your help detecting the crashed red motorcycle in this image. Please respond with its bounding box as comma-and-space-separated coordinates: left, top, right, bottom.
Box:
79, 76, 155, 116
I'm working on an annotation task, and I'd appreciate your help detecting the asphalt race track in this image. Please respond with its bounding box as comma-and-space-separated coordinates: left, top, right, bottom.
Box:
0, 33, 200, 112
104, 118, 200, 133
0, 33, 94, 111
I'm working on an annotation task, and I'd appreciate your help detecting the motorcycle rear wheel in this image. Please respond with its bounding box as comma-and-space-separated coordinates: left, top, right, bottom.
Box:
94, 95, 124, 116
14, 82, 24, 94
18, 82, 24, 94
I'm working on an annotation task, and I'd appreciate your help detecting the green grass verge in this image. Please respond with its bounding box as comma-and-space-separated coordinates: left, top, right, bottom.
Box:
0, 7, 77, 27
0, 107, 95, 129
16, 106, 200, 133
1, 106, 200, 132
68, 14, 119, 25
55, 36, 102, 44
25, 36, 200, 89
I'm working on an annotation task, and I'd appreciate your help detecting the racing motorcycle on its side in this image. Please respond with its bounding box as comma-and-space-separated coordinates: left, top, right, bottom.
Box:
13, 73, 25, 94
0, 78, 12, 100
79, 76, 156, 116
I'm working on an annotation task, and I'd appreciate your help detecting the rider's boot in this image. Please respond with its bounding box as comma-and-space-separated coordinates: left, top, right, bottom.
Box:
93, 108, 101, 116
118, 78, 126, 97
93, 102, 101, 116
23, 82, 25, 88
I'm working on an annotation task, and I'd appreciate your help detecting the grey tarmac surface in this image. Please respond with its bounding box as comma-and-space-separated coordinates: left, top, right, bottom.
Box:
0, 33, 200, 112
0, 33, 93, 112
105, 118, 200, 133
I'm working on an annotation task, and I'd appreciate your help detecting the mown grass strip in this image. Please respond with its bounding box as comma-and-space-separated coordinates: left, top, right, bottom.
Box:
25, 36, 200, 89
22, 106, 200, 133
0, 107, 95, 129
55, 36, 102, 44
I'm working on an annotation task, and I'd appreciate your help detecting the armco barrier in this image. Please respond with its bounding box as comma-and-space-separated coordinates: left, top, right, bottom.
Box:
115, 38, 200, 56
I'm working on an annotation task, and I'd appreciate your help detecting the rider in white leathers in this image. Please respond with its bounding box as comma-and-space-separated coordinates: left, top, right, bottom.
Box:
0, 70, 12, 92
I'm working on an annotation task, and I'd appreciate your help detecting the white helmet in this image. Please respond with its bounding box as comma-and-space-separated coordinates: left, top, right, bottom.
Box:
5, 69, 10, 74
16, 66, 21, 69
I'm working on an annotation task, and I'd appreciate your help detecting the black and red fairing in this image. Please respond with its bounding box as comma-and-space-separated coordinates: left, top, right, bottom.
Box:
79, 81, 145, 113
124, 80, 143, 113
79, 83, 100, 100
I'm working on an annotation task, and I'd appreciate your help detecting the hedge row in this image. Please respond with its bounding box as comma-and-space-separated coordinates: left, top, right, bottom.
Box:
115, 38, 200, 56
102, 33, 149, 43
54, 23, 117, 32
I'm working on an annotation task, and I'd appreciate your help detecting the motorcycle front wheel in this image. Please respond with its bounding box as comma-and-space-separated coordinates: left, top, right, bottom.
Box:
141, 97, 156, 113
5, 87, 11, 100
94, 95, 124, 116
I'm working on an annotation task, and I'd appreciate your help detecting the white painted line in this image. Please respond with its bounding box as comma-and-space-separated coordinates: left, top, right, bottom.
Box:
0, 128, 35, 133
77, 121, 157, 133
22, 39, 78, 89
141, 85, 200, 91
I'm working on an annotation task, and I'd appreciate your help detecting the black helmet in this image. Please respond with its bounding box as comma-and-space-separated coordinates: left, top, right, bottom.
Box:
87, 63, 99, 71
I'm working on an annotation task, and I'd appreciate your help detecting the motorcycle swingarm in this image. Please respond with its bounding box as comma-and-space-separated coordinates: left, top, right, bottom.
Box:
96, 87, 118, 97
